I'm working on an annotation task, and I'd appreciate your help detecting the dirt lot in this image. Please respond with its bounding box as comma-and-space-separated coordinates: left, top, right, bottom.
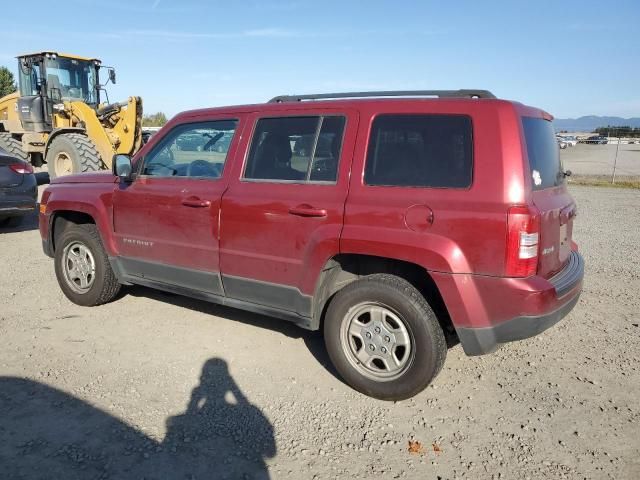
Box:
561, 143, 640, 178
0, 185, 638, 479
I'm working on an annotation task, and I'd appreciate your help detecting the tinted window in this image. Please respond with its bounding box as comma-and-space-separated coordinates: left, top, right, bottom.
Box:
364, 115, 473, 188
244, 116, 345, 182
310, 116, 345, 182
142, 120, 237, 178
522, 117, 564, 190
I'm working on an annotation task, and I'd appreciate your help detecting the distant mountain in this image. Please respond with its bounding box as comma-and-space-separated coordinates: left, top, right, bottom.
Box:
554, 116, 640, 132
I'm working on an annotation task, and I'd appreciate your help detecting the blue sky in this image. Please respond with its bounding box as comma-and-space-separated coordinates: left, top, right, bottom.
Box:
1, 0, 638, 119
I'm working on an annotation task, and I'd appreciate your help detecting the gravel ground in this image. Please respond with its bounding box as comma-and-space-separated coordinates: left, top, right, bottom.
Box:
0, 185, 638, 479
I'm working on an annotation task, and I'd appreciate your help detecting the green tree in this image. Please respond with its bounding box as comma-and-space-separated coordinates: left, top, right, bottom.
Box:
142, 112, 168, 127
0, 66, 17, 98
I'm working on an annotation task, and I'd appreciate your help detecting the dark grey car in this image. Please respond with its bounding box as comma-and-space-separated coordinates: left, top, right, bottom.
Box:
0, 147, 38, 227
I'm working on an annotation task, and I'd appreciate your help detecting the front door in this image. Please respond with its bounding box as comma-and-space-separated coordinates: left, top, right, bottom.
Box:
112, 118, 242, 294
219, 110, 357, 315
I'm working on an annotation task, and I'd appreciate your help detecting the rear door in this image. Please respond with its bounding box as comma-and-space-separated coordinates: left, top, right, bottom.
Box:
219, 109, 356, 315
522, 116, 576, 278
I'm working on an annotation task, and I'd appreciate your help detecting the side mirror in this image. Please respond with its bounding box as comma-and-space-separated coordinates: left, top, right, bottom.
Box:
108, 68, 116, 85
113, 154, 132, 181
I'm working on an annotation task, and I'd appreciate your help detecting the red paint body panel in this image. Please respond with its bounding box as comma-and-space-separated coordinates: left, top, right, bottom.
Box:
219, 108, 359, 295
341, 100, 525, 276
50, 171, 116, 184
112, 177, 225, 272
38, 96, 582, 350
111, 112, 249, 273
40, 181, 119, 256
431, 269, 582, 329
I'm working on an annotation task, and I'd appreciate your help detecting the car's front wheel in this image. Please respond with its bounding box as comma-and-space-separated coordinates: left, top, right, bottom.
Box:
54, 223, 121, 306
324, 274, 447, 400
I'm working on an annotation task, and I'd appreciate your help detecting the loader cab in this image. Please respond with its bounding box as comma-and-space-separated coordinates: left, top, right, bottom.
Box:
16, 52, 102, 132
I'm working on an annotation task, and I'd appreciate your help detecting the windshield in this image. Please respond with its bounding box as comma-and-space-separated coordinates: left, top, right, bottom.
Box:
45, 57, 98, 104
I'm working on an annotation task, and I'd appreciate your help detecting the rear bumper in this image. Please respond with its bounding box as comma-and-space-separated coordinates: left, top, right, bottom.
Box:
456, 291, 581, 355
432, 251, 584, 356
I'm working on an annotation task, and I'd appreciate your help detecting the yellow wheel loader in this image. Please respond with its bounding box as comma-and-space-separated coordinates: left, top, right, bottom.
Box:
0, 52, 142, 179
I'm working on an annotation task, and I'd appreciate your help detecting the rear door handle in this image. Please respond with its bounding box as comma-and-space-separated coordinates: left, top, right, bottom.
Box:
182, 197, 211, 208
288, 205, 327, 217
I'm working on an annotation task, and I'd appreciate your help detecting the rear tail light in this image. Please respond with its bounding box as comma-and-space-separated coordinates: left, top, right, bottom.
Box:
9, 163, 34, 174
505, 205, 540, 277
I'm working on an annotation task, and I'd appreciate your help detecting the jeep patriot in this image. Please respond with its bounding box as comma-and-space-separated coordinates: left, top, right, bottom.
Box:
39, 90, 584, 400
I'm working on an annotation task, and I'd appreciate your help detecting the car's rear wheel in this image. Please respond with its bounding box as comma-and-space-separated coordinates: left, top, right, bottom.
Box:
54, 223, 121, 306
324, 274, 446, 400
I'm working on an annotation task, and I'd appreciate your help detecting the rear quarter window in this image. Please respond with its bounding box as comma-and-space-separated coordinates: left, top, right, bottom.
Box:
364, 114, 473, 188
522, 117, 564, 190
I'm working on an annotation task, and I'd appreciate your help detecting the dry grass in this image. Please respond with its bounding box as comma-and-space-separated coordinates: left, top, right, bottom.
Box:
568, 175, 640, 189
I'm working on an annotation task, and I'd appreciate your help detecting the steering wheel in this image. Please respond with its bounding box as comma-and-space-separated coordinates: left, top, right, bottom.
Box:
187, 160, 220, 178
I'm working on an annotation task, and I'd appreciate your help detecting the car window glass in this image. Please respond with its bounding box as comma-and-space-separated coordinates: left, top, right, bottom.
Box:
364, 114, 473, 188
244, 115, 346, 182
244, 117, 319, 181
522, 117, 564, 190
309, 116, 345, 182
142, 120, 238, 178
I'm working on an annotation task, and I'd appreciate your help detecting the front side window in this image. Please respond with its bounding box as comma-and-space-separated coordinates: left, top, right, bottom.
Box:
364, 114, 473, 188
244, 115, 345, 182
141, 120, 238, 178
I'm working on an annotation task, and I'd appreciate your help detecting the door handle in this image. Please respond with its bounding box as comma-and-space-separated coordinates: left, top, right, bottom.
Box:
288, 205, 328, 217
181, 197, 211, 208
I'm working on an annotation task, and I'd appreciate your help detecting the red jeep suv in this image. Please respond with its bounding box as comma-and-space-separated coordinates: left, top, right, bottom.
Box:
39, 90, 583, 400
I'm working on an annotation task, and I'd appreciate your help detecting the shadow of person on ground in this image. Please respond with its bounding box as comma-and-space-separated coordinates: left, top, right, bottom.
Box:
0, 358, 275, 479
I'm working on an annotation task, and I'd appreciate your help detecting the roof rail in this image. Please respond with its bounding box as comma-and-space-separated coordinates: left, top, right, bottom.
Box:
268, 89, 497, 103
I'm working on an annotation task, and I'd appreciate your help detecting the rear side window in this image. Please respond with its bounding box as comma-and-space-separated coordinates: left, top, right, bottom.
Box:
244, 116, 345, 182
522, 117, 564, 190
364, 114, 473, 188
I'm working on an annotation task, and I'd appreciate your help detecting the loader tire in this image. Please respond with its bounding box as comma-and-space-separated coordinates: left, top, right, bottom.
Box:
0, 133, 28, 162
46, 133, 103, 179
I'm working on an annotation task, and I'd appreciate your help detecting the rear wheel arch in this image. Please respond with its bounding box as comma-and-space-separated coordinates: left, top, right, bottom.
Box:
312, 254, 457, 345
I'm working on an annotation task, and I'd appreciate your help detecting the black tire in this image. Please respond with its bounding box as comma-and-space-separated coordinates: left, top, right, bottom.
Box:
324, 274, 446, 400
54, 223, 121, 306
0, 132, 28, 162
46, 133, 102, 180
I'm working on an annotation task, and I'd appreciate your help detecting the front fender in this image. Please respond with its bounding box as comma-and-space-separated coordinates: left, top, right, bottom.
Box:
42, 184, 117, 256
